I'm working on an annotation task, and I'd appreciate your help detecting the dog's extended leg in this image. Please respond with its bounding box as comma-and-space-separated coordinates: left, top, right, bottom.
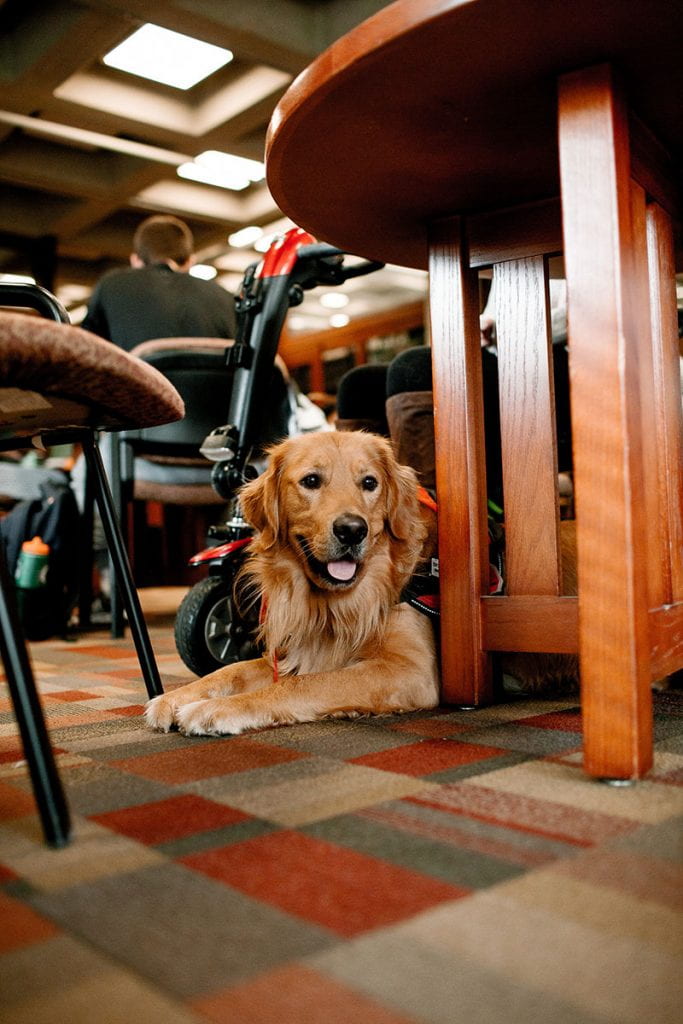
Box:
145, 657, 274, 732
174, 657, 439, 736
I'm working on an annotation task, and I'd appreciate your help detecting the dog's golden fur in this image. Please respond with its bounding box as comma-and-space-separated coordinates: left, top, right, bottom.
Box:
146, 431, 440, 736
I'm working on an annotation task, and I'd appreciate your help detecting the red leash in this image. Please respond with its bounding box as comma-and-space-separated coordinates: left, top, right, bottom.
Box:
259, 596, 279, 682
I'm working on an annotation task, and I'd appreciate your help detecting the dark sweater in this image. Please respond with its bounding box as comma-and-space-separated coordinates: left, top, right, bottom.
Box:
82, 263, 237, 349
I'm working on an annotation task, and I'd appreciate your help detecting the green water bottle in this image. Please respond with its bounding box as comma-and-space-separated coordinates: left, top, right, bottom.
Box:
15, 535, 50, 589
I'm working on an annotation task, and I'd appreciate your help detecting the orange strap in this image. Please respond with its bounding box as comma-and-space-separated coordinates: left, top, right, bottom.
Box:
416, 486, 437, 513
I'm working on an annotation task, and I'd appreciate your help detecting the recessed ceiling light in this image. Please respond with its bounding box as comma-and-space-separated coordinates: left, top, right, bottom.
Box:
199, 151, 264, 181
254, 234, 276, 253
177, 161, 249, 191
319, 291, 349, 309
177, 150, 265, 191
287, 314, 314, 332
329, 313, 350, 328
228, 225, 263, 248
189, 264, 217, 280
103, 24, 233, 90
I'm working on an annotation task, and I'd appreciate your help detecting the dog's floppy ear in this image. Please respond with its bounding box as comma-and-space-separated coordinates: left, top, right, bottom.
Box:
239, 444, 285, 546
379, 438, 421, 542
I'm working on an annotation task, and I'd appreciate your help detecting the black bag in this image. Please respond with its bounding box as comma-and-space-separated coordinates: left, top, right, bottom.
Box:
0, 473, 81, 639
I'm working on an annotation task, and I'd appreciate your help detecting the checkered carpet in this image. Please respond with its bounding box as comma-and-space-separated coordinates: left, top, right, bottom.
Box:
1, 589, 682, 1023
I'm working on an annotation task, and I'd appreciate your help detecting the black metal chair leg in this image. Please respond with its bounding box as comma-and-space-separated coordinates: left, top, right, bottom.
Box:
108, 430, 125, 639
0, 547, 70, 847
78, 447, 95, 630
81, 433, 164, 698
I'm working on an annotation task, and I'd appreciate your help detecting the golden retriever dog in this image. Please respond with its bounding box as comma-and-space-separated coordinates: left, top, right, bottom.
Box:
145, 431, 440, 736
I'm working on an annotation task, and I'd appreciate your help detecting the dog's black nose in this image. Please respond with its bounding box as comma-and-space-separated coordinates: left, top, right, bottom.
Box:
333, 514, 368, 547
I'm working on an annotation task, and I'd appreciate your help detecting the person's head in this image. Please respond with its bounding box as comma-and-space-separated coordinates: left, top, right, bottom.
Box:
130, 215, 194, 270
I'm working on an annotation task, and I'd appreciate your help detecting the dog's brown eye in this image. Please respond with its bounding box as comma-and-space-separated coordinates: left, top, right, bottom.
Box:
361, 475, 378, 492
300, 473, 322, 490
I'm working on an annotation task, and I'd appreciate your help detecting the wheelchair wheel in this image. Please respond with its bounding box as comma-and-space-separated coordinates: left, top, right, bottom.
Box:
174, 576, 256, 677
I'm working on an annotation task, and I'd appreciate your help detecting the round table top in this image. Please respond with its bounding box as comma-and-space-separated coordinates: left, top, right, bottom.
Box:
266, 0, 682, 269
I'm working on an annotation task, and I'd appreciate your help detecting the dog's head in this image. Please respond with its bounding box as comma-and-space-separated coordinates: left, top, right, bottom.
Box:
239, 430, 425, 593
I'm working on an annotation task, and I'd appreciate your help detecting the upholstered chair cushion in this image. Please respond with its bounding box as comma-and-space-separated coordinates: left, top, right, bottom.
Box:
0, 312, 185, 434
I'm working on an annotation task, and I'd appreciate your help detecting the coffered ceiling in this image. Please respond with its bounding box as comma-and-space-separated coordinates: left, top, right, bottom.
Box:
0, 0, 428, 330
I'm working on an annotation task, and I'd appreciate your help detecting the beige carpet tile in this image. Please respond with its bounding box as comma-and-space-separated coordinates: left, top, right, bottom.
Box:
1, 934, 202, 1024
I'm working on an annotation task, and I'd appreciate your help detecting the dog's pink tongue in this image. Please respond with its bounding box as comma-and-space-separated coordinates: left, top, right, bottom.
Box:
327, 560, 356, 581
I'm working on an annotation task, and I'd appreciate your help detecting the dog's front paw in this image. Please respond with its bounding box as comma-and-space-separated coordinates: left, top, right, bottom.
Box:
175, 697, 249, 737
145, 693, 180, 732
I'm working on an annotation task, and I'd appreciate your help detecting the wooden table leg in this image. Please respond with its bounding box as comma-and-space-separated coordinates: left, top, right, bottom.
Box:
558, 64, 653, 779
646, 201, 683, 606
429, 216, 492, 707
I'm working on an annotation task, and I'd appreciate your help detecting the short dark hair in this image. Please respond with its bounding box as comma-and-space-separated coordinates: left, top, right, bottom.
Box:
133, 215, 194, 266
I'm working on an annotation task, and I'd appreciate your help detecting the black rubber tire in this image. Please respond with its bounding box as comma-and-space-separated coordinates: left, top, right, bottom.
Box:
174, 576, 254, 677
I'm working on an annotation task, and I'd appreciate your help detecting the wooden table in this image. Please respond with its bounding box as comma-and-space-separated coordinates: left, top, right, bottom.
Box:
266, 0, 683, 781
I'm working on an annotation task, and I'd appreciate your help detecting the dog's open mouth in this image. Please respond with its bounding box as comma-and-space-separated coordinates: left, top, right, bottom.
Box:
296, 537, 361, 588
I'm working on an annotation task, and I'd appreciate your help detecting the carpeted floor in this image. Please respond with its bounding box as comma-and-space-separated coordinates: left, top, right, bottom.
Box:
1, 588, 682, 1023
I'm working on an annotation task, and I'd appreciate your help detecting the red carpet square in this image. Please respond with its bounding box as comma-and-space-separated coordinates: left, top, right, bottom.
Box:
0, 779, 40, 819
69, 645, 136, 660
0, 892, 60, 953
113, 737, 307, 783
90, 794, 251, 845
0, 747, 25, 765
49, 689, 100, 702
193, 962, 418, 1023
0, 863, 18, 883
181, 829, 467, 936
107, 668, 155, 680
350, 739, 506, 776
108, 705, 146, 717
517, 710, 583, 731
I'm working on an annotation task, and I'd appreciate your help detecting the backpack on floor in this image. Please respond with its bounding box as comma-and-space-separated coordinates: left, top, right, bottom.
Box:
0, 472, 81, 639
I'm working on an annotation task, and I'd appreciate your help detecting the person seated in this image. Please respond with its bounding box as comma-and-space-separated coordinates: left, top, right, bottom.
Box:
82, 214, 237, 349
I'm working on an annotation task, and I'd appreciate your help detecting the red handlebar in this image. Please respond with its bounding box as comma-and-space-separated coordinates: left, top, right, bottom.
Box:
258, 227, 317, 279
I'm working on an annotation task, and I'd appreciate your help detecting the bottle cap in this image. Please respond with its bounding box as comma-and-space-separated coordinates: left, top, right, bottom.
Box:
22, 535, 50, 556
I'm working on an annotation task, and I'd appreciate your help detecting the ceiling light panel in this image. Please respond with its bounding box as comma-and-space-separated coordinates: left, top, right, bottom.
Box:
177, 151, 265, 191
319, 291, 349, 309
199, 151, 265, 181
228, 225, 263, 248
189, 264, 218, 280
103, 24, 233, 90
